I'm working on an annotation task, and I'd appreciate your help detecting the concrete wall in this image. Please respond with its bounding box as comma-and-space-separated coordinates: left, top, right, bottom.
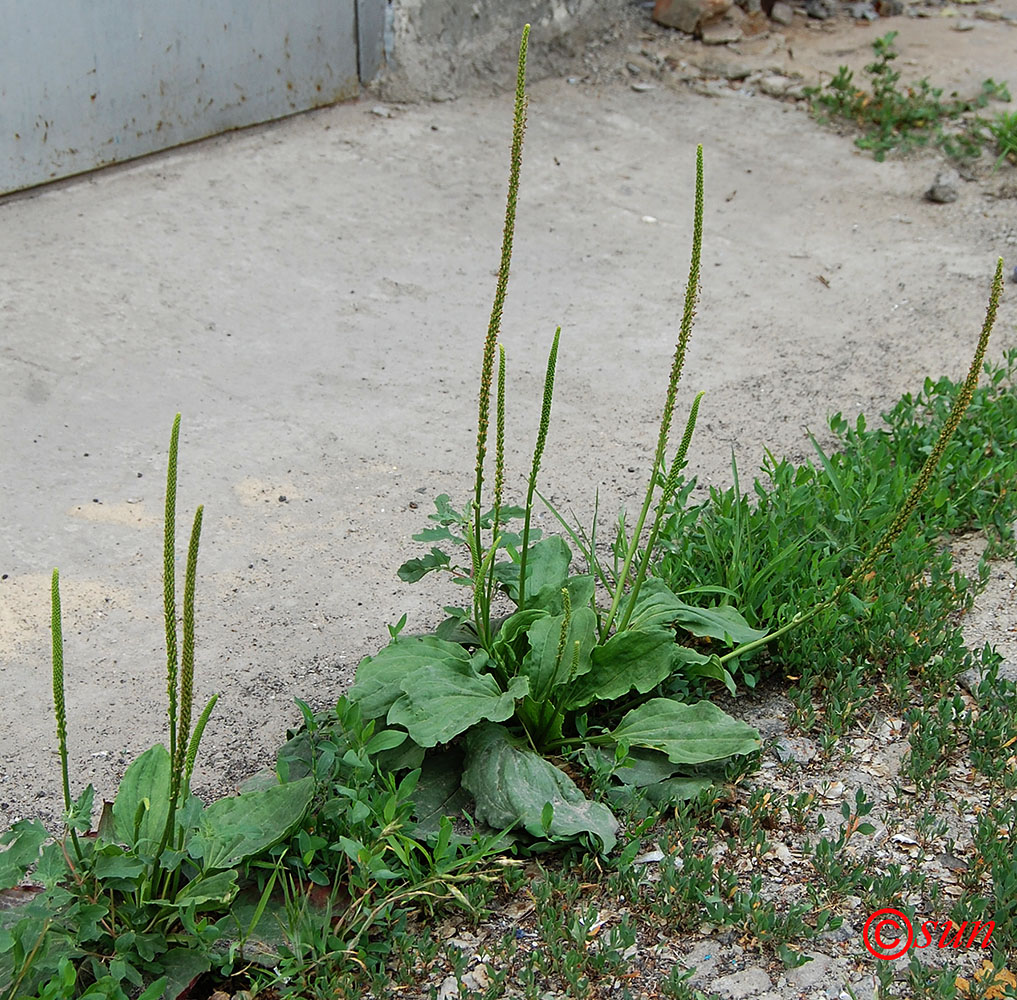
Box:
1, 1, 369, 194
377, 0, 622, 101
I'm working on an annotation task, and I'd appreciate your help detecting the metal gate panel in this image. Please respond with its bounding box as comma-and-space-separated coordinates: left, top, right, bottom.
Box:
1, 1, 361, 194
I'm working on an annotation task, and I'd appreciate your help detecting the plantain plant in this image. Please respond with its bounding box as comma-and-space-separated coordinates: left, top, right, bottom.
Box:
1, 417, 314, 1000
345, 26, 1005, 853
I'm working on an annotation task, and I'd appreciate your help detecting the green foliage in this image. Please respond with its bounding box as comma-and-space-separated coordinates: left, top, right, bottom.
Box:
988, 109, 1017, 168
807, 31, 1011, 161
245, 695, 506, 995
1, 418, 313, 1000
652, 349, 1017, 704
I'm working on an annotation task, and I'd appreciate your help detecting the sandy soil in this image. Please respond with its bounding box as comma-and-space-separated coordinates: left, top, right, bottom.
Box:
1, 3, 1015, 837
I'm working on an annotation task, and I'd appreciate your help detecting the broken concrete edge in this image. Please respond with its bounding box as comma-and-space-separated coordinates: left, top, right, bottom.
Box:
369, 0, 624, 101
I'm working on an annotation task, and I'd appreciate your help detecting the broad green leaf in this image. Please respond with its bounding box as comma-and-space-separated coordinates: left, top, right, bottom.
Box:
563, 627, 675, 709
160, 948, 211, 1000
348, 636, 474, 719
365, 728, 407, 755
609, 698, 760, 764
388, 661, 529, 747
172, 868, 239, 908
491, 608, 548, 667
462, 724, 618, 853
627, 579, 766, 644
92, 845, 146, 885
0, 819, 48, 890
607, 776, 712, 812
493, 536, 572, 607
113, 744, 172, 852
521, 606, 597, 702
190, 776, 313, 870
682, 652, 737, 695
527, 573, 596, 616
410, 749, 474, 838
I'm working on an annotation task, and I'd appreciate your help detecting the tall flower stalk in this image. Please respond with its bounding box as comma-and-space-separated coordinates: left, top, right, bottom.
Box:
471, 25, 529, 588
602, 145, 705, 639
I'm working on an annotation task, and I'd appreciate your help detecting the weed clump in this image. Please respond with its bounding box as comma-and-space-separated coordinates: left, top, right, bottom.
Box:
807, 31, 1011, 162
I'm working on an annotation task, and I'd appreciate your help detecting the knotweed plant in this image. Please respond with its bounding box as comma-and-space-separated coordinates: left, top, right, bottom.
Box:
345, 26, 1004, 853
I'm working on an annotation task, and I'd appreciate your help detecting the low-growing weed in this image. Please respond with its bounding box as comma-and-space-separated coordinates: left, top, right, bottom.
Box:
807, 31, 1012, 161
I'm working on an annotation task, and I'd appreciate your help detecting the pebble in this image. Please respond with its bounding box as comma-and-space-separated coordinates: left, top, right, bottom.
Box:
924, 169, 960, 203
849, 2, 879, 18
701, 18, 745, 43
805, 0, 838, 19
759, 74, 792, 97
952, 19, 977, 30
770, 1, 795, 23
713, 966, 773, 998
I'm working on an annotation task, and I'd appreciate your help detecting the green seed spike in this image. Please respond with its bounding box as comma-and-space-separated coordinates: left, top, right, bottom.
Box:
718, 259, 1005, 667
51, 569, 82, 861
182, 694, 219, 805
164, 415, 181, 772
472, 24, 529, 582
494, 343, 507, 536
175, 505, 203, 784
50, 569, 70, 814
839, 257, 1004, 594
519, 326, 561, 608
565, 640, 582, 687
603, 146, 704, 638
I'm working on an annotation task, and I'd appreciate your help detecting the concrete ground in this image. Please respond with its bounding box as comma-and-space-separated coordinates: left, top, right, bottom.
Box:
2, 8, 1016, 830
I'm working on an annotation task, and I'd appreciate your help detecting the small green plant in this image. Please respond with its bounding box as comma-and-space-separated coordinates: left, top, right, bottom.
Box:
988, 109, 1017, 168
0, 417, 314, 999
807, 31, 1011, 161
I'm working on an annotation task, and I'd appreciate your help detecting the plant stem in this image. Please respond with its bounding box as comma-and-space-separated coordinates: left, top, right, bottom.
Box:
618, 390, 704, 632
519, 326, 561, 608
603, 146, 704, 638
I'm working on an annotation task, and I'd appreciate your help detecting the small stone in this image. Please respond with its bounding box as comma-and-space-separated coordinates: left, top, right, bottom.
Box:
874, 0, 903, 13
1010, 266, 1017, 283
786, 953, 836, 989
925, 169, 960, 203
654, 0, 733, 32
626, 61, 642, 75
370, 105, 394, 118
631, 81, 656, 91
805, 0, 839, 18
850, 2, 879, 18
759, 74, 791, 96
952, 18, 976, 29
713, 966, 773, 999
701, 15, 745, 42
770, 1, 795, 23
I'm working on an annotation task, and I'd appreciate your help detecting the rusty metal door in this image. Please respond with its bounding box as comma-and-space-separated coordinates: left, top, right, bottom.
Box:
1, 0, 383, 194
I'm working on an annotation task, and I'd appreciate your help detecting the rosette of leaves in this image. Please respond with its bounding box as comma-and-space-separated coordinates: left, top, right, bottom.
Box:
345, 28, 763, 854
